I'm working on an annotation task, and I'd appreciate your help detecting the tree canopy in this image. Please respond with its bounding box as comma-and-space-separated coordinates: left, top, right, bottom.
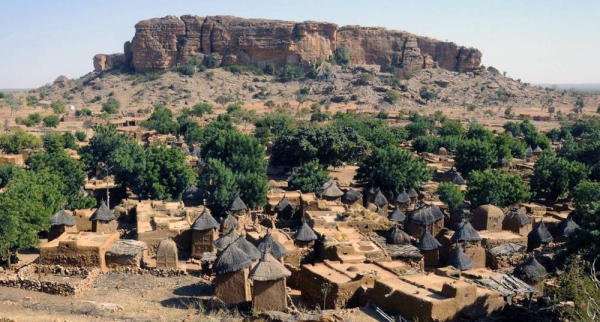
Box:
530, 151, 589, 202
288, 159, 330, 193
466, 169, 531, 208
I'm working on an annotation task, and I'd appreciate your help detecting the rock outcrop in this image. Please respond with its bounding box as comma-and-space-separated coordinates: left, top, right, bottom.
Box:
95, 15, 482, 73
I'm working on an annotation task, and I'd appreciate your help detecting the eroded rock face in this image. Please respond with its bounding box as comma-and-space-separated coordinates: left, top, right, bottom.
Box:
96, 15, 482, 73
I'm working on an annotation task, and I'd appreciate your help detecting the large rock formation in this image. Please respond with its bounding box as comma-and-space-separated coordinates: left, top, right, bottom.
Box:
94, 15, 482, 73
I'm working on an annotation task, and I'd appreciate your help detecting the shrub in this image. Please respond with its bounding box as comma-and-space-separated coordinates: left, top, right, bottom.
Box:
42, 115, 60, 128
89, 95, 102, 103
384, 90, 402, 104
191, 103, 213, 116
101, 98, 120, 114
75, 131, 86, 142
22, 113, 42, 127
279, 65, 303, 82
419, 86, 438, 103
75, 108, 92, 117
226, 104, 242, 114
264, 63, 277, 75
51, 100, 66, 114
334, 46, 351, 66
26, 95, 38, 107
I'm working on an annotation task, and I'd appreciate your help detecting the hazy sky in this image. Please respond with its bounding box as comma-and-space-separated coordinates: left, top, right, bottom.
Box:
1, 0, 599, 88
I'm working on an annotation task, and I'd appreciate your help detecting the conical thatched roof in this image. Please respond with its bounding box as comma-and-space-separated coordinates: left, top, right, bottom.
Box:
182, 185, 203, 201
322, 179, 344, 198
389, 207, 406, 223
499, 157, 510, 168
214, 229, 240, 251
429, 204, 444, 221
395, 190, 410, 204
192, 208, 219, 230
275, 196, 293, 213
258, 230, 288, 259
557, 218, 580, 238
376, 206, 385, 216
221, 214, 239, 232
387, 226, 411, 245
196, 158, 206, 167
213, 243, 252, 275
504, 208, 531, 226
367, 186, 379, 195
528, 221, 553, 244
533, 145, 543, 153
447, 247, 475, 271
294, 221, 318, 242
342, 189, 363, 203
321, 178, 335, 190
407, 188, 419, 199
514, 256, 547, 283
50, 209, 76, 227
418, 230, 441, 251
451, 221, 481, 242
229, 196, 247, 212
452, 172, 466, 185
89, 201, 115, 222
234, 236, 261, 260
370, 189, 388, 207
410, 206, 436, 226
525, 146, 533, 157
249, 249, 291, 281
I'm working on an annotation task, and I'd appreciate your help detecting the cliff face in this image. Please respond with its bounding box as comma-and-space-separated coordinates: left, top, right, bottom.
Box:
95, 15, 481, 73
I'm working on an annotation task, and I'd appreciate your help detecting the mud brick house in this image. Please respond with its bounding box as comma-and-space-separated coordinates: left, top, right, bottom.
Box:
40, 232, 120, 272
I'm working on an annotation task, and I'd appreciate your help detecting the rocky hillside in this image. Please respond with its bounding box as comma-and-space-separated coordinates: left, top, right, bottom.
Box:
94, 15, 481, 73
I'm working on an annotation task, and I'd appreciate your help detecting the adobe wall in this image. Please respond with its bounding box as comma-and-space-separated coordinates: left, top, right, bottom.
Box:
92, 220, 118, 234
105, 251, 146, 269
39, 233, 119, 272
214, 269, 251, 305
369, 281, 436, 322
191, 229, 218, 257
463, 244, 486, 269
137, 229, 192, 255
252, 279, 287, 311
74, 209, 94, 231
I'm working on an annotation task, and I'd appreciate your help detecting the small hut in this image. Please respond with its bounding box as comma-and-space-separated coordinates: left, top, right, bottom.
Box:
89, 201, 117, 233
229, 196, 248, 217
533, 145, 543, 156
191, 208, 220, 257
341, 189, 363, 206
555, 218, 580, 243
257, 230, 288, 260
503, 208, 533, 236
213, 243, 253, 304
321, 179, 344, 202
221, 213, 240, 234
527, 221, 553, 251
156, 238, 178, 269
407, 188, 419, 203
389, 207, 406, 225
395, 189, 411, 209
294, 221, 318, 248
214, 229, 240, 251
364, 186, 379, 206
407, 205, 435, 238
418, 230, 442, 267
49, 209, 78, 241
234, 235, 262, 261
438, 146, 448, 157
514, 256, 547, 289
451, 221, 481, 243
369, 189, 389, 213
182, 185, 203, 207
525, 146, 534, 158
442, 168, 465, 185
447, 246, 475, 271
274, 196, 293, 217
387, 226, 411, 245
450, 221, 485, 268
472, 204, 504, 231
249, 249, 292, 311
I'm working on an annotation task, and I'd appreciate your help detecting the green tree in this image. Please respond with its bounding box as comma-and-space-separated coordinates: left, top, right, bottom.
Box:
355, 146, 432, 200
466, 169, 531, 208
143, 145, 195, 200
102, 98, 121, 114
0, 129, 43, 154
191, 103, 213, 117
288, 159, 330, 193
51, 100, 66, 114
404, 121, 430, 139
80, 124, 130, 169
26, 95, 38, 107
215, 95, 233, 108
141, 104, 178, 134
455, 139, 497, 176
254, 109, 296, 145
466, 122, 494, 142
0, 164, 17, 189
62, 132, 77, 150
200, 158, 239, 212
334, 46, 351, 66
75, 130, 86, 142
438, 120, 465, 137
384, 89, 402, 104
419, 86, 437, 103
22, 113, 42, 127
574, 96, 584, 113
530, 151, 589, 202
42, 115, 60, 127
437, 182, 464, 214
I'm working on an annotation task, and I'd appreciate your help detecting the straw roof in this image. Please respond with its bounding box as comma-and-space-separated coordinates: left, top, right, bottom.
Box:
504, 208, 531, 226
192, 208, 219, 231
182, 185, 203, 201
228, 196, 247, 212
294, 221, 318, 242
447, 247, 475, 271
389, 207, 406, 223
89, 201, 115, 222
418, 230, 441, 251
525, 146, 533, 157
214, 229, 240, 251
489, 243, 526, 257
407, 188, 419, 199
50, 209, 76, 227
387, 226, 411, 245
514, 256, 547, 283
528, 221, 554, 244
533, 145, 543, 153
429, 204, 444, 221
342, 189, 363, 203
213, 243, 253, 275
395, 190, 410, 204
322, 179, 344, 198
556, 218, 580, 238
370, 189, 388, 207
258, 230, 288, 259
275, 196, 293, 213
221, 214, 239, 232
451, 221, 482, 243
410, 206, 436, 226
376, 206, 385, 216
234, 236, 261, 260
452, 172, 466, 185
249, 249, 291, 281
321, 178, 335, 190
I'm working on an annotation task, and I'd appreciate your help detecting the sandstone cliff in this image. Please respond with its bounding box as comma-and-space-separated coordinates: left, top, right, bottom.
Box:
94, 15, 481, 73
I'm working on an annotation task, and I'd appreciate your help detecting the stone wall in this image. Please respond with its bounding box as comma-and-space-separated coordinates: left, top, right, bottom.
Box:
0, 265, 100, 296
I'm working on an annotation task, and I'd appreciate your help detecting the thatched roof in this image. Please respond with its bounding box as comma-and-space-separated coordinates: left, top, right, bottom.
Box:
451, 221, 481, 243
234, 236, 261, 260
514, 256, 547, 283
229, 196, 247, 212
395, 190, 410, 204
50, 209, 76, 227
525, 146, 534, 157
409, 206, 436, 226
342, 189, 363, 203
249, 249, 291, 281
182, 185, 203, 201
370, 189, 388, 207
294, 221, 318, 242
528, 221, 554, 244
376, 206, 385, 216
387, 226, 411, 245
533, 145, 543, 153
556, 218, 580, 238
418, 230, 441, 251
192, 209, 219, 231
452, 172, 466, 185
258, 230, 288, 259
275, 196, 293, 213
213, 243, 252, 275
107, 239, 147, 256
221, 214, 239, 232
196, 158, 206, 167
389, 207, 406, 223
214, 229, 240, 251
407, 188, 419, 199
322, 179, 344, 198
447, 247, 475, 271
504, 208, 531, 226
489, 243, 526, 257
89, 201, 115, 222
429, 204, 444, 221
